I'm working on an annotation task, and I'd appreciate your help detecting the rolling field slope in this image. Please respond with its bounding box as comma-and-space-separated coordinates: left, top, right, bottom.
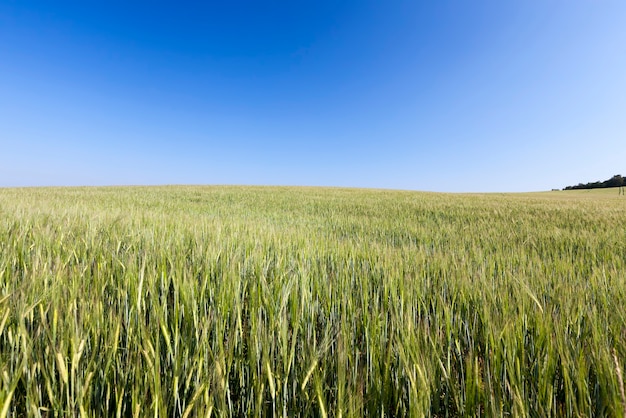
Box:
1, 186, 625, 416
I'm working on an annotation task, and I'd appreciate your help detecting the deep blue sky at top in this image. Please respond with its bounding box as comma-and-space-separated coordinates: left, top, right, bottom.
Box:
1, 1, 625, 191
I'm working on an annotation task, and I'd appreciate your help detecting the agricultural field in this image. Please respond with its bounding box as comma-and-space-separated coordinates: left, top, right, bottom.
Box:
0, 186, 625, 417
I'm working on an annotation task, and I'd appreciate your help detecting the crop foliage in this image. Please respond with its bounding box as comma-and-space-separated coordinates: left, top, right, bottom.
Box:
0, 186, 625, 417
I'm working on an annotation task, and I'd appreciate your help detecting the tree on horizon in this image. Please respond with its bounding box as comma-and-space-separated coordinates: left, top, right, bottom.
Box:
563, 174, 625, 190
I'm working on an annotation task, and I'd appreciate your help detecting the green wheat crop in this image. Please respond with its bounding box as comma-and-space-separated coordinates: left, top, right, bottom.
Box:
0, 186, 625, 417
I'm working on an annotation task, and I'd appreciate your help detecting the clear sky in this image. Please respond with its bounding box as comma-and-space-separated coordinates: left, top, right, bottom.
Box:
1, 1, 625, 192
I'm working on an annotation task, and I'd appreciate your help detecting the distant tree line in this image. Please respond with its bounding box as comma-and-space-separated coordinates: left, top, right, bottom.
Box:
563, 174, 625, 190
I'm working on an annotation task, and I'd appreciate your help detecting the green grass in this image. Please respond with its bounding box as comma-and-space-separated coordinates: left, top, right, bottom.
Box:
1, 186, 625, 417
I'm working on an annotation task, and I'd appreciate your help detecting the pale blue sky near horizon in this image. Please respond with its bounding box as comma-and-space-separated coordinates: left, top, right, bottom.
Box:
1, 1, 625, 192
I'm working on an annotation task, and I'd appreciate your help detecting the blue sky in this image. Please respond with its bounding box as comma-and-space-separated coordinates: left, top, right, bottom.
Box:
1, 1, 625, 192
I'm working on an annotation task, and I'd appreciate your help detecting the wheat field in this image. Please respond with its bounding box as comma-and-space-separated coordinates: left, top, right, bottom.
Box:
1, 186, 625, 417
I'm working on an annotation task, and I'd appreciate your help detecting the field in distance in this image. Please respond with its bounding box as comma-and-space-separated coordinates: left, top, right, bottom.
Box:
1, 186, 625, 416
